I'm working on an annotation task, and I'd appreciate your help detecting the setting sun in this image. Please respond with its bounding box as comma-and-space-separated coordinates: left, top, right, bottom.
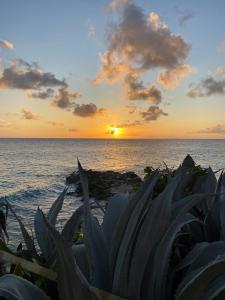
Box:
108, 126, 122, 137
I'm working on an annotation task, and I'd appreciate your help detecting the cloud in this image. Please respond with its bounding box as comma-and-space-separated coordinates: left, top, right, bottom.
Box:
0, 119, 11, 127
95, 4, 190, 76
94, 2, 191, 102
216, 62, 225, 78
87, 22, 96, 38
117, 120, 141, 127
0, 39, 14, 49
157, 64, 194, 90
52, 87, 80, 109
68, 128, 79, 132
187, 76, 225, 98
175, 7, 194, 26
124, 74, 162, 103
105, 0, 130, 12
197, 124, 225, 134
73, 103, 105, 118
0, 59, 67, 92
48, 121, 64, 127
140, 105, 168, 121
126, 105, 137, 114
21, 108, 40, 120
29, 88, 55, 99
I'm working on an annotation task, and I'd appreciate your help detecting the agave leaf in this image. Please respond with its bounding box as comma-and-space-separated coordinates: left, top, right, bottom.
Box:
78, 160, 110, 291
205, 172, 225, 241
176, 256, 225, 300
188, 241, 225, 272
0, 209, 8, 242
217, 173, 225, 240
111, 172, 159, 295
0, 274, 51, 300
61, 204, 84, 243
200, 273, 225, 300
193, 167, 217, 214
102, 193, 129, 245
43, 212, 99, 300
72, 243, 89, 279
34, 208, 53, 262
175, 242, 209, 271
92, 287, 126, 300
172, 193, 214, 219
149, 213, 199, 300
109, 171, 159, 277
6, 201, 36, 253
47, 187, 68, 225
118, 174, 181, 299
0, 250, 56, 281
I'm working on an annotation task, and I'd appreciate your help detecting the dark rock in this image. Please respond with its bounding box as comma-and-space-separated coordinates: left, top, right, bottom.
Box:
66, 169, 143, 200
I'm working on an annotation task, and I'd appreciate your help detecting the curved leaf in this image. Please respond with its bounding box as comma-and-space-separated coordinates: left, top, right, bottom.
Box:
0, 250, 56, 281
34, 208, 53, 262
43, 213, 99, 300
176, 256, 225, 300
0, 274, 50, 300
102, 193, 129, 245
175, 242, 209, 272
78, 160, 110, 291
47, 187, 68, 225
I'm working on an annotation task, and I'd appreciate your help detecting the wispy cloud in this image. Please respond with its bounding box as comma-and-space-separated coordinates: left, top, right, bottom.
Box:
0, 39, 14, 49
21, 109, 40, 120
117, 120, 142, 128
0, 119, 11, 127
175, 6, 194, 26
188, 76, 225, 98
105, 0, 130, 12
87, 21, 96, 38
197, 124, 225, 134
68, 128, 79, 132
29, 88, 55, 99
48, 121, 64, 127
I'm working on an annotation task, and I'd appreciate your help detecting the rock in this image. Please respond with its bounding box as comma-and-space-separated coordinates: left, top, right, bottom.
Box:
66, 169, 143, 200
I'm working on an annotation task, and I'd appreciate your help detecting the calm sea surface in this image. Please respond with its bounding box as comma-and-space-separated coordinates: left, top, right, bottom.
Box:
1, 138, 225, 247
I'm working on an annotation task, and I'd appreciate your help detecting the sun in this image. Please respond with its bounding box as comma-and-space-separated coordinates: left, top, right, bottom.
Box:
108, 126, 122, 137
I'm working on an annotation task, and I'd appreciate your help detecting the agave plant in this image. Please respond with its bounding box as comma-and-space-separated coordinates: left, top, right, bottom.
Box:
1, 155, 225, 299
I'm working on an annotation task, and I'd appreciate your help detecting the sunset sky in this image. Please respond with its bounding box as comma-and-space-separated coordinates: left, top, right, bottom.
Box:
0, 0, 225, 139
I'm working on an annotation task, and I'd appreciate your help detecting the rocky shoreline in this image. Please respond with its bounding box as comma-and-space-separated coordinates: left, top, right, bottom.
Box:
66, 169, 143, 200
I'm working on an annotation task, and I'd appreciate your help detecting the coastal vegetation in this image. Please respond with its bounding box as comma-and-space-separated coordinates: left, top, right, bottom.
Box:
0, 155, 225, 299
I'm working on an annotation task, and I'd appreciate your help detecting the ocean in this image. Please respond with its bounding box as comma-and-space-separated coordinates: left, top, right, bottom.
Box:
1, 138, 225, 247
